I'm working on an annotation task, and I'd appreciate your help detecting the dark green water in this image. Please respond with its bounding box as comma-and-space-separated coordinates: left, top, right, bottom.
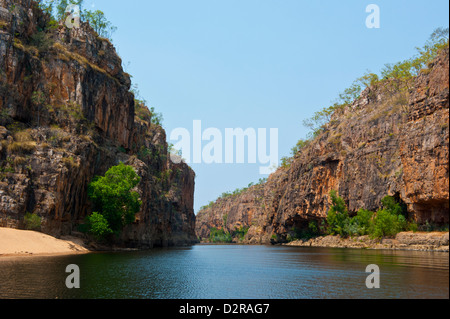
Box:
0, 245, 448, 299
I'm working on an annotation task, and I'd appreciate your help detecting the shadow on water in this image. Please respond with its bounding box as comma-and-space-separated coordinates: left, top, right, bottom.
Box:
0, 245, 448, 299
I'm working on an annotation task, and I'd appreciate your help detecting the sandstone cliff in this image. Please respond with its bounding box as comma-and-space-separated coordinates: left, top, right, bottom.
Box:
0, 0, 197, 247
196, 47, 449, 244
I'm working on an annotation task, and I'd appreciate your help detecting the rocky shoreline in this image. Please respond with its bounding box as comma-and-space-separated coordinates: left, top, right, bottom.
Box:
284, 231, 449, 252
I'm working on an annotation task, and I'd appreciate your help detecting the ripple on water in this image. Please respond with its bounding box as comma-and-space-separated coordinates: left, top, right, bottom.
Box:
0, 245, 448, 299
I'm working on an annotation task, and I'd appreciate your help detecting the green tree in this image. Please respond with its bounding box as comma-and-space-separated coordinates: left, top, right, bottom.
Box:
381, 195, 406, 216
209, 227, 233, 243
37, 0, 84, 21
413, 27, 449, 74
87, 163, 142, 238
291, 139, 310, 156
337, 81, 362, 105
31, 90, 46, 126
36, 0, 56, 16
150, 106, 164, 126
85, 212, 113, 241
36, 0, 117, 40
370, 196, 408, 239
350, 209, 374, 236
302, 104, 338, 139
326, 190, 350, 236
371, 209, 406, 239
83, 9, 117, 39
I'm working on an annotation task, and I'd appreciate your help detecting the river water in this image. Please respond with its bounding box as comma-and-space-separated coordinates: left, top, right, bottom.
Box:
0, 245, 448, 299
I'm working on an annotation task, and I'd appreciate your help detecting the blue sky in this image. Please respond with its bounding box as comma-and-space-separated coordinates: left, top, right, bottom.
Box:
85, 0, 448, 213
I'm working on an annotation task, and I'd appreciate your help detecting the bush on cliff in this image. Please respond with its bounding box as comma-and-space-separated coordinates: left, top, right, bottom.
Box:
209, 227, 233, 243
325, 191, 412, 239
326, 190, 350, 237
37, 0, 117, 40
87, 163, 142, 241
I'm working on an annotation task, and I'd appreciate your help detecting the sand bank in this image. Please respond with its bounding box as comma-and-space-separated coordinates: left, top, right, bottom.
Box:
0, 227, 90, 258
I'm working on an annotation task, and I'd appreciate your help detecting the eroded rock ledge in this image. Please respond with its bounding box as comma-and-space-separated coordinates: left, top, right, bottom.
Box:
284, 232, 449, 252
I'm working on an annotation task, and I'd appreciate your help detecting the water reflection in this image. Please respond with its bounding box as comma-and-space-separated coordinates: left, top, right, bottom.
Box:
0, 245, 448, 299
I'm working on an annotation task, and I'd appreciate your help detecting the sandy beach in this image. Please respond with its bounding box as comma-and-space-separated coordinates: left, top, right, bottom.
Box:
0, 227, 90, 258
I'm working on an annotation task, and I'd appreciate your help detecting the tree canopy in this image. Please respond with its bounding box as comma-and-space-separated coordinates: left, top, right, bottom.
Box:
87, 163, 142, 240
36, 0, 117, 40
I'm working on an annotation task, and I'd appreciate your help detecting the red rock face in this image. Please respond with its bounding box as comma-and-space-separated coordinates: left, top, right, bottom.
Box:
0, 0, 197, 247
401, 47, 449, 223
0, 1, 134, 149
196, 48, 449, 244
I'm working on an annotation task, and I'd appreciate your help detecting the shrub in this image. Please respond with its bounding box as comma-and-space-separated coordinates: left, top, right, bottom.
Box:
134, 100, 152, 123
150, 107, 164, 126
381, 195, 407, 216
325, 192, 409, 239
350, 209, 374, 236
371, 209, 406, 239
138, 146, 152, 161
291, 139, 310, 156
83, 9, 117, 39
85, 212, 113, 241
326, 190, 350, 236
87, 163, 142, 237
24, 212, 42, 231
209, 227, 233, 243
280, 156, 293, 169
30, 31, 54, 53
233, 226, 250, 241
408, 221, 419, 233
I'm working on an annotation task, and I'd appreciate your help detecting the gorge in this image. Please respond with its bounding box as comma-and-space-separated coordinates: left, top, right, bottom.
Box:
0, 0, 448, 253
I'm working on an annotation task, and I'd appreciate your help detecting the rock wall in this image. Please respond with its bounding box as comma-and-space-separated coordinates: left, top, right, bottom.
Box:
0, 0, 197, 247
196, 47, 449, 244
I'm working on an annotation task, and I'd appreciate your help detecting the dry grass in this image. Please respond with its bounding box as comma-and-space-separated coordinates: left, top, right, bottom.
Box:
7, 130, 36, 154
1, 140, 8, 149
51, 42, 116, 83
61, 135, 71, 143
13, 39, 39, 57
13, 156, 27, 166
14, 130, 33, 142
62, 157, 80, 169
79, 135, 92, 143
7, 141, 37, 154
0, 20, 9, 30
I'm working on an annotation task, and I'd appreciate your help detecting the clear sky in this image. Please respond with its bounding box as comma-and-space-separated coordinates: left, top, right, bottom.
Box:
84, 0, 449, 213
